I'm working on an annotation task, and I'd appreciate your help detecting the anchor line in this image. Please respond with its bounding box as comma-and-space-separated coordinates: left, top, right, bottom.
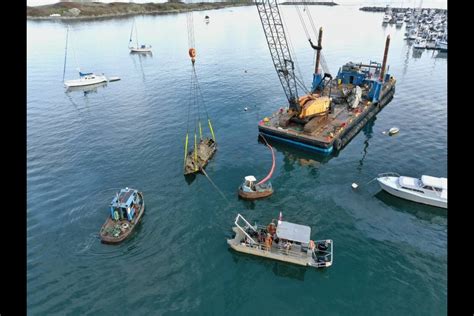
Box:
201, 168, 231, 205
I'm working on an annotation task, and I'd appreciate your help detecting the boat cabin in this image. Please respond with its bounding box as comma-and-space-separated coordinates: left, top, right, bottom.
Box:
420, 175, 447, 192
398, 175, 447, 194
242, 175, 257, 192
276, 220, 312, 250
109, 188, 140, 221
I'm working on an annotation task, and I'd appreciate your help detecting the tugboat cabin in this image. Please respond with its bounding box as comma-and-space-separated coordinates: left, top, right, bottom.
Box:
110, 188, 139, 221
242, 175, 257, 192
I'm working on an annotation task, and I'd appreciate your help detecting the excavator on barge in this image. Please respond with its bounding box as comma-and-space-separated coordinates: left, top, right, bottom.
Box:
255, 0, 396, 154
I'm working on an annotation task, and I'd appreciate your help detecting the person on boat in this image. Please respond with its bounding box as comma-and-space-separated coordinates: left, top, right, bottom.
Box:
265, 234, 273, 251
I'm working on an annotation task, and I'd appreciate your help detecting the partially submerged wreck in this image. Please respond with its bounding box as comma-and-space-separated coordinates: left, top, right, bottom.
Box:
184, 137, 217, 175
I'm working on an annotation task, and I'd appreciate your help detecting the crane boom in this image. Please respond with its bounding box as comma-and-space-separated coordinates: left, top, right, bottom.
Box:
255, 0, 299, 110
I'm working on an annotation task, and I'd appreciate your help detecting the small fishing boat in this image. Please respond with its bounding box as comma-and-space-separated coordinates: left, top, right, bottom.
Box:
238, 135, 275, 200
376, 173, 447, 208
413, 37, 427, 49
228, 213, 333, 268
184, 137, 217, 175
100, 187, 145, 244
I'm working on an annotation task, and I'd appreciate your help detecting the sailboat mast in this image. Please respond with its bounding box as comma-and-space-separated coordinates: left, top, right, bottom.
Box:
129, 21, 134, 48
135, 21, 139, 48
62, 26, 69, 82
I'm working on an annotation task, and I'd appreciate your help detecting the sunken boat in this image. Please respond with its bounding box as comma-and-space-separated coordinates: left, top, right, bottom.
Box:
100, 187, 145, 244
228, 213, 333, 268
184, 137, 217, 175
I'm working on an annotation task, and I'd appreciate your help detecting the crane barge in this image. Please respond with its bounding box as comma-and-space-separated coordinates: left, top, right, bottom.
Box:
255, 0, 396, 154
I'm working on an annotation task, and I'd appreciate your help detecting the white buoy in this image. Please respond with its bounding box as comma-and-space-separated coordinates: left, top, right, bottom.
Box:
351, 183, 359, 189
388, 127, 399, 136
244, 107, 249, 111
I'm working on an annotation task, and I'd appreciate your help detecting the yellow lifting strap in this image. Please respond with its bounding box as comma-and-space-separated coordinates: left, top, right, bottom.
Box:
208, 119, 216, 141
194, 133, 198, 171
183, 133, 189, 168
199, 121, 203, 140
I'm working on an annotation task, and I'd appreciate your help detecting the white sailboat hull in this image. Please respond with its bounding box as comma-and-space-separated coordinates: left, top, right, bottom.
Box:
377, 176, 447, 209
64, 75, 108, 87
130, 47, 152, 53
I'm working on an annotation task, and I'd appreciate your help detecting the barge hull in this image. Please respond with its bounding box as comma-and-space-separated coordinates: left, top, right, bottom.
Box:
258, 83, 395, 154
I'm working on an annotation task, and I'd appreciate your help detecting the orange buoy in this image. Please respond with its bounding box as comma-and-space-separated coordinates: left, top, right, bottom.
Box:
189, 48, 196, 61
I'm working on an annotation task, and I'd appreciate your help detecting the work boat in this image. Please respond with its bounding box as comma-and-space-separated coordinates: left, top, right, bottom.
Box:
238, 176, 273, 200
64, 72, 107, 88
228, 213, 333, 268
100, 187, 145, 244
376, 173, 447, 208
238, 135, 275, 200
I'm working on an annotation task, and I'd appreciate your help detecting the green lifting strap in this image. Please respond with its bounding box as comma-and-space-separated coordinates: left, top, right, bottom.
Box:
208, 119, 215, 141
183, 133, 189, 169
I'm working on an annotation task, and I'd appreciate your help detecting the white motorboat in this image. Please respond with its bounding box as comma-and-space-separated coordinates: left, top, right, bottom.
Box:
382, 14, 392, 23
64, 72, 108, 88
128, 19, 152, 53
376, 173, 447, 208
413, 37, 427, 49
407, 28, 418, 40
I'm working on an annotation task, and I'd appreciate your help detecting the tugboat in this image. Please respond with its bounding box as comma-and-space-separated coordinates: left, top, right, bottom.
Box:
238, 176, 273, 200
254, 0, 395, 155
100, 187, 145, 244
238, 135, 275, 200
228, 213, 333, 268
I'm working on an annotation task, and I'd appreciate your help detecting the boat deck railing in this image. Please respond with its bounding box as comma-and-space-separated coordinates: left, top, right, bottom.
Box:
378, 172, 400, 178
235, 213, 258, 245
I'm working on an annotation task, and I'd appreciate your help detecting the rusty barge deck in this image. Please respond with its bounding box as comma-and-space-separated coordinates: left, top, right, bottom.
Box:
258, 78, 396, 154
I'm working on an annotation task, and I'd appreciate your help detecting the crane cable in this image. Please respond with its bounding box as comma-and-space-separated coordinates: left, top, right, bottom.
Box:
183, 9, 216, 172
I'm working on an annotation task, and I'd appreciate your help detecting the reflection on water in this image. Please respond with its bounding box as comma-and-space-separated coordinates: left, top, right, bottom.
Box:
374, 190, 447, 222
130, 52, 152, 82
258, 136, 333, 173
435, 51, 447, 59
272, 260, 307, 281
412, 47, 424, 58
228, 248, 307, 281
65, 81, 108, 95
357, 117, 375, 172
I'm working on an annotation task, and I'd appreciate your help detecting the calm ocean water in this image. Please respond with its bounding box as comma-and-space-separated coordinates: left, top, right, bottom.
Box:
27, 5, 447, 315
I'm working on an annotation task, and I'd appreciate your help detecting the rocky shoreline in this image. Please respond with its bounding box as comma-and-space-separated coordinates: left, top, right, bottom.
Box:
27, 2, 252, 20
